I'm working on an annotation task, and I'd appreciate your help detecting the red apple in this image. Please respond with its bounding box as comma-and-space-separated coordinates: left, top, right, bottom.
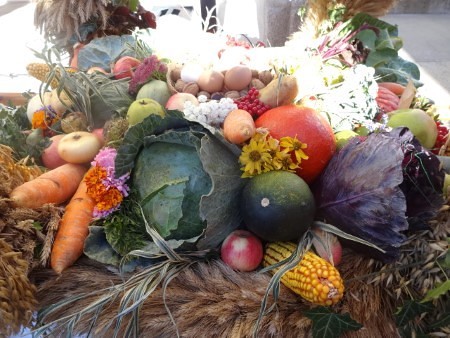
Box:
41, 134, 68, 169
91, 128, 105, 146
165, 92, 199, 111
220, 230, 263, 272
311, 227, 342, 266
112, 56, 141, 80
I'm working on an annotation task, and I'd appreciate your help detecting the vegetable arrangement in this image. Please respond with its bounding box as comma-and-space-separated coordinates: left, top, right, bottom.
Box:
1, 3, 449, 338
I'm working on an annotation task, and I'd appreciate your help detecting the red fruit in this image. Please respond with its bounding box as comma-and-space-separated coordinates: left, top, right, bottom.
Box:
255, 105, 336, 183
113, 56, 141, 80
220, 230, 263, 272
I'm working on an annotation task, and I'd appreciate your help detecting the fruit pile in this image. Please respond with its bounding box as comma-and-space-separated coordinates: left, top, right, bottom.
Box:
2, 5, 449, 338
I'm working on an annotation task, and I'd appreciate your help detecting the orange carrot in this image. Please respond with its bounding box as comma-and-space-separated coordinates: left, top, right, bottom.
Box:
223, 109, 256, 144
50, 170, 95, 274
9, 163, 88, 209
378, 82, 406, 96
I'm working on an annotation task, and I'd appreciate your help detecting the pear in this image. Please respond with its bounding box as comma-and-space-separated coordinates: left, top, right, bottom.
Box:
127, 98, 165, 126
387, 108, 438, 149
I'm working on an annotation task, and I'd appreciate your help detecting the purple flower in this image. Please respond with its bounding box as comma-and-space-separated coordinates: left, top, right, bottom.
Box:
128, 55, 168, 95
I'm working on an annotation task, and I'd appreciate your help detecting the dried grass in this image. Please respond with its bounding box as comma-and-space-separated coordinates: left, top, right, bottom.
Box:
33, 253, 400, 337
0, 239, 38, 337
34, 0, 110, 46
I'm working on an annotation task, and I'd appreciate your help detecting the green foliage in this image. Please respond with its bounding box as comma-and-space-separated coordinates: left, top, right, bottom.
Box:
101, 193, 149, 256
304, 306, 363, 338
0, 104, 48, 162
422, 280, 450, 302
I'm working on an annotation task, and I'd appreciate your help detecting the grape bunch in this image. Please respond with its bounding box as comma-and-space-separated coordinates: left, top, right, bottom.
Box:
432, 120, 449, 154
234, 87, 271, 118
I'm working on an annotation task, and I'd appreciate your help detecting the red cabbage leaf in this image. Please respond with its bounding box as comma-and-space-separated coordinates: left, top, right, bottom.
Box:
313, 130, 409, 262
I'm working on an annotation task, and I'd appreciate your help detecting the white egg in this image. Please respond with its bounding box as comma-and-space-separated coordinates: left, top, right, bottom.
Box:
180, 63, 204, 83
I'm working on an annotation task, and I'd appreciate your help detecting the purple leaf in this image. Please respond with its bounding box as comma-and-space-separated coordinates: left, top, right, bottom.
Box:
313, 131, 409, 262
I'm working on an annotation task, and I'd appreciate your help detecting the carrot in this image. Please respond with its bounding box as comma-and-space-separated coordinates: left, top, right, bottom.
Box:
9, 163, 88, 209
378, 82, 406, 96
50, 170, 95, 274
223, 109, 256, 144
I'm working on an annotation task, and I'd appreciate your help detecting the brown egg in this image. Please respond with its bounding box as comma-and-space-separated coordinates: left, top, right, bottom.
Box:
224, 65, 252, 91
197, 69, 225, 93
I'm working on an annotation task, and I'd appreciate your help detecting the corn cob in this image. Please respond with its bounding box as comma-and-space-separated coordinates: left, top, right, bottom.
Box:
26, 63, 77, 89
263, 242, 344, 306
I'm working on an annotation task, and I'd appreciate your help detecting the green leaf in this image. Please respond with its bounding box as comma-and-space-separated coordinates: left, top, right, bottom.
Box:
422, 280, 450, 302
115, 109, 190, 177
429, 311, 450, 329
196, 132, 246, 250
128, 0, 139, 12
77, 35, 137, 71
365, 48, 398, 68
304, 307, 362, 338
84, 226, 121, 266
395, 300, 434, 327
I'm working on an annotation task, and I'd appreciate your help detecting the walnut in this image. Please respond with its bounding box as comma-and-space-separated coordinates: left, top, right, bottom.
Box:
258, 70, 274, 85
224, 90, 240, 100
174, 79, 187, 92
170, 66, 182, 82
182, 82, 200, 96
250, 78, 265, 90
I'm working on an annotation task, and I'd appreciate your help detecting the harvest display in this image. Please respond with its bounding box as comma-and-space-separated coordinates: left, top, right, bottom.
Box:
0, 1, 449, 337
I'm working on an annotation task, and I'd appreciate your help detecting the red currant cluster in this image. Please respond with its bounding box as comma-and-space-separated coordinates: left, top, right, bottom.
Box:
432, 120, 449, 154
235, 87, 271, 118
225, 35, 252, 49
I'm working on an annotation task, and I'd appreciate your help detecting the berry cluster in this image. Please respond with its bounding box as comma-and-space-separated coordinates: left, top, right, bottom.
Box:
225, 35, 266, 49
432, 120, 449, 154
234, 87, 271, 118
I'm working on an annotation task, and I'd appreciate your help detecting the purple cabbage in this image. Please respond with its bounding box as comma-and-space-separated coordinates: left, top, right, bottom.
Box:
313, 128, 444, 263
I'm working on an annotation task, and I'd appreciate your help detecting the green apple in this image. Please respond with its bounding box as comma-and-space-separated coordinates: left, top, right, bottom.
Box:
335, 130, 358, 150
387, 108, 438, 149
127, 98, 165, 126
136, 79, 172, 106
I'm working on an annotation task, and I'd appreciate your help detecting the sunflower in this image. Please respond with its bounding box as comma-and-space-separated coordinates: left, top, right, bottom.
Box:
239, 138, 272, 177
280, 136, 309, 164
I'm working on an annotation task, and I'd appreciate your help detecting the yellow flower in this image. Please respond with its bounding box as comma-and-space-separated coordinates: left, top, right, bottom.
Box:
278, 151, 300, 172
31, 107, 59, 132
280, 136, 309, 163
239, 138, 272, 177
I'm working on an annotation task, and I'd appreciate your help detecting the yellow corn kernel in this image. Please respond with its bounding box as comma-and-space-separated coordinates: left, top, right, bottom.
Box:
26, 63, 76, 89
263, 242, 344, 306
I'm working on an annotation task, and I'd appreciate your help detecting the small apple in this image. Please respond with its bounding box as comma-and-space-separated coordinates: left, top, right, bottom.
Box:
311, 227, 342, 266
113, 56, 141, 80
136, 79, 172, 106
387, 108, 438, 149
127, 98, 165, 126
334, 130, 358, 150
220, 230, 263, 272
91, 128, 105, 146
57, 131, 102, 164
165, 93, 199, 111
41, 134, 68, 169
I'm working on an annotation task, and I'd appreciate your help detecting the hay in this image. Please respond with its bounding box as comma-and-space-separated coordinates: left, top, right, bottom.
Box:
33, 253, 399, 337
